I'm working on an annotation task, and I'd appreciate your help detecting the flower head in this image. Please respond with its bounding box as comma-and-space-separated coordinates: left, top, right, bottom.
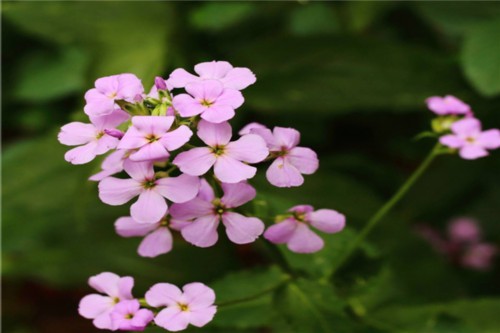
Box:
98, 160, 200, 223
146, 282, 217, 332
118, 116, 192, 162
264, 205, 345, 253
173, 120, 268, 183
172, 80, 244, 123
439, 118, 500, 159
170, 180, 265, 247
461, 243, 498, 271
78, 272, 134, 330
58, 109, 129, 165
110, 299, 154, 331
447, 217, 481, 244
84, 74, 144, 116
115, 215, 189, 257
169, 60, 256, 91
426, 95, 471, 116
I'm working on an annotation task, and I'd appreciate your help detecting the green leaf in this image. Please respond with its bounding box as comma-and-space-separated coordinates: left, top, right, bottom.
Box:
461, 20, 500, 97
14, 47, 89, 102
212, 294, 273, 329
288, 3, 339, 36
4, 2, 172, 82
190, 3, 256, 32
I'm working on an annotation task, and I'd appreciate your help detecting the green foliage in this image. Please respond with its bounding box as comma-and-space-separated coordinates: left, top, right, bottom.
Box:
288, 3, 339, 36
190, 3, 255, 32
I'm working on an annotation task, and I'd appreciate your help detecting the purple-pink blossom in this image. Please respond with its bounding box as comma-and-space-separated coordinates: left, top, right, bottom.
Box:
146, 282, 217, 332
247, 125, 319, 187
110, 300, 154, 331
84, 74, 144, 117
118, 116, 192, 162
89, 150, 129, 182
426, 95, 471, 116
170, 180, 265, 247
169, 60, 256, 91
264, 205, 345, 253
439, 118, 500, 160
172, 80, 243, 123
98, 160, 200, 223
115, 216, 189, 258
173, 120, 268, 183
78, 272, 135, 330
58, 109, 129, 165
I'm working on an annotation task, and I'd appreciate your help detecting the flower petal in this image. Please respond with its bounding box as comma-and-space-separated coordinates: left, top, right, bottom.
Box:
131, 190, 168, 223
154, 307, 190, 332
88, 272, 120, 296
117, 277, 134, 300
308, 209, 346, 234
476, 129, 500, 149
64, 141, 99, 165
172, 94, 206, 117
79, 294, 114, 319
173, 148, 216, 176
169, 68, 200, 88
287, 223, 324, 253
222, 212, 264, 244
98, 178, 142, 205
115, 216, 159, 237
118, 126, 149, 150
138, 227, 173, 257
273, 127, 300, 150
451, 118, 482, 136
214, 155, 257, 183
190, 306, 217, 328
225, 134, 269, 163
170, 198, 214, 220
58, 122, 96, 146
123, 160, 155, 181
197, 120, 232, 146
459, 145, 488, 160
129, 141, 170, 162
288, 147, 319, 175
200, 104, 235, 123
221, 67, 256, 90
439, 134, 465, 148
195, 61, 233, 79
155, 174, 200, 203
181, 215, 220, 247
216, 88, 244, 108
266, 157, 303, 187
182, 283, 216, 310
264, 219, 298, 244
220, 182, 256, 208
160, 125, 193, 151
146, 283, 183, 307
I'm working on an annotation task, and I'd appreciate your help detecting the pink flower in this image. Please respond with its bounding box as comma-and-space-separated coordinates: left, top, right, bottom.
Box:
249, 126, 319, 187
439, 118, 500, 160
98, 160, 200, 223
447, 217, 481, 244
264, 205, 345, 253
110, 300, 154, 331
145, 282, 217, 332
170, 180, 265, 247
461, 243, 497, 271
78, 272, 134, 330
58, 109, 129, 165
238, 122, 268, 136
169, 60, 256, 91
89, 150, 129, 182
426, 95, 471, 116
118, 116, 192, 162
173, 120, 268, 183
172, 80, 243, 123
84, 74, 144, 116
115, 216, 189, 258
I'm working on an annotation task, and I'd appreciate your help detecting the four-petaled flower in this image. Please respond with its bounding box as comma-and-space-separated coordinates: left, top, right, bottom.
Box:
169, 60, 256, 91
173, 120, 268, 183
145, 282, 217, 332
172, 80, 244, 123
426, 95, 471, 116
439, 118, 500, 160
78, 272, 135, 330
99, 160, 200, 223
118, 116, 192, 162
110, 299, 154, 331
85, 74, 144, 116
58, 109, 129, 165
170, 180, 265, 247
264, 205, 345, 253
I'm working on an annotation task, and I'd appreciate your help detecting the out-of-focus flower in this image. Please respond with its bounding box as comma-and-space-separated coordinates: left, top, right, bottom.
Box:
462, 243, 498, 271
448, 217, 481, 244
173, 120, 268, 183
146, 282, 217, 332
264, 205, 345, 253
426, 95, 471, 116
439, 118, 500, 159
170, 180, 264, 247
110, 299, 154, 331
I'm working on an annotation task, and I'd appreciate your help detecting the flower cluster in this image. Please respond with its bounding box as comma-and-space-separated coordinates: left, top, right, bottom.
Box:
416, 217, 498, 271
426, 95, 500, 159
79, 272, 216, 331
58, 61, 346, 261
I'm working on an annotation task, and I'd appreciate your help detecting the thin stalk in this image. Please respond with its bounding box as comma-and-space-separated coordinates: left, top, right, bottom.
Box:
330, 143, 441, 276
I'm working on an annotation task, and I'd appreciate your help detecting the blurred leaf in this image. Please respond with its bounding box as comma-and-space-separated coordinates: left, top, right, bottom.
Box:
190, 3, 255, 32
230, 35, 468, 114
346, 2, 395, 32
213, 295, 273, 329
370, 299, 500, 333
13, 47, 88, 102
461, 20, 500, 97
288, 3, 339, 36
4, 2, 172, 82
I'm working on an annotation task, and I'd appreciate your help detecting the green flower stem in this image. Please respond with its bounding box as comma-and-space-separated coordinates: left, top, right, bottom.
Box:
330, 142, 442, 276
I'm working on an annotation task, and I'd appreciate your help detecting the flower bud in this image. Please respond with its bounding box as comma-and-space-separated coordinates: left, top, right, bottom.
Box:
155, 76, 167, 90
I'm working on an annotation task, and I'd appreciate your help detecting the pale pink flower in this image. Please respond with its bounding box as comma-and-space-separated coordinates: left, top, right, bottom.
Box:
172, 80, 243, 123
173, 120, 268, 183
118, 116, 192, 162
461, 243, 498, 271
440, 118, 500, 159
84, 74, 144, 116
248, 126, 319, 187
448, 217, 481, 244
98, 160, 200, 223
78, 272, 134, 330
264, 205, 345, 253
146, 282, 217, 332
169, 60, 256, 91
110, 300, 154, 331
89, 150, 129, 182
170, 180, 265, 247
238, 122, 268, 136
58, 109, 129, 165
426, 95, 471, 116
115, 216, 189, 258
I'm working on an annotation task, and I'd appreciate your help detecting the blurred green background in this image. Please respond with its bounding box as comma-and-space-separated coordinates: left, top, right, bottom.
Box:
2, 2, 500, 333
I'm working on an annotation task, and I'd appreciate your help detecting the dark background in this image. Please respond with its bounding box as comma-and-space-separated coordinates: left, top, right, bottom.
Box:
3, 2, 500, 332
